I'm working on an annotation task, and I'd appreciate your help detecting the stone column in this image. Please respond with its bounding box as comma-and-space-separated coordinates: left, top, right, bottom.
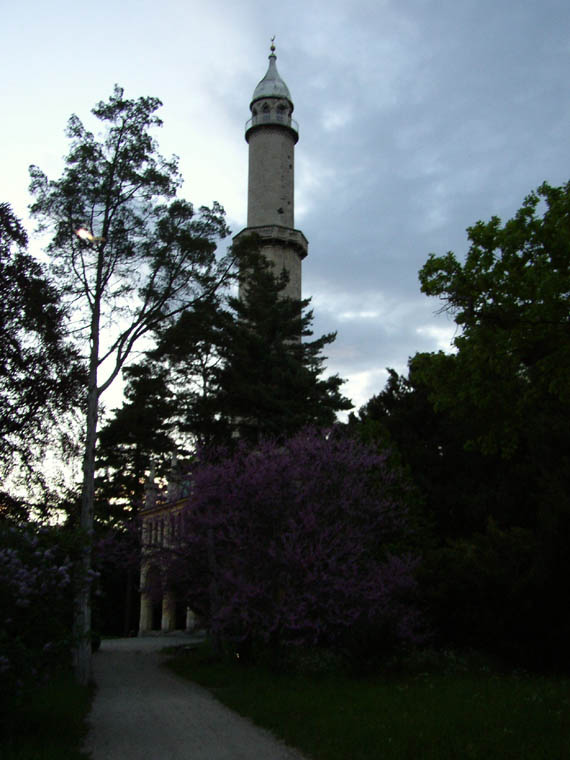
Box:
138, 592, 153, 634
161, 591, 177, 632
186, 607, 197, 631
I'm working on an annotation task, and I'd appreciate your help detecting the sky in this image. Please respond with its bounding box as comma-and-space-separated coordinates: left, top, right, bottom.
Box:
2, 0, 569, 415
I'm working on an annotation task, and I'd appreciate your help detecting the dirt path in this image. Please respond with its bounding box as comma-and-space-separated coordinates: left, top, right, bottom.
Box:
84, 635, 308, 760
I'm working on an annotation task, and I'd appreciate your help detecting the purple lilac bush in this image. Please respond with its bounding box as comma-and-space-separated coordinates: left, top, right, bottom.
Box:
0, 521, 74, 704
176, 429, 423, 659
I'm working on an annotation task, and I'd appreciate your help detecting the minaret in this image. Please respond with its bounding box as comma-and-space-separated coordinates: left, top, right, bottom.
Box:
234, 40, 308, 300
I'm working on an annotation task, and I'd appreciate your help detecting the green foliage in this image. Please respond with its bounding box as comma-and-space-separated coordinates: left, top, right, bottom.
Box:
355, 182, 570, 669
206, 250, 352, 444
29, 85, 231, 389
415, 182, 570, 667
96, 361, 177, 517
94, 291, 228, 529
421, 521, 541, 663
354, 363, 502, 538
0, 202, 84, 491
142, 291, 229, 448
418, 180, 570, 457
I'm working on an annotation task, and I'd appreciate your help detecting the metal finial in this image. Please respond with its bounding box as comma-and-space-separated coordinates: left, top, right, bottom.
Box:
270, 35, 276, 54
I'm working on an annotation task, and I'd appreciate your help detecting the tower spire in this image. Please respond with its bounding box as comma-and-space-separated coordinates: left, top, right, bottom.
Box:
250, 38, 293, 107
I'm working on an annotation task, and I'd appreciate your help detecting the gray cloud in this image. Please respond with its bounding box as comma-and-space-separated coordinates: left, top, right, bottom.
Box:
1, 0, 568, 412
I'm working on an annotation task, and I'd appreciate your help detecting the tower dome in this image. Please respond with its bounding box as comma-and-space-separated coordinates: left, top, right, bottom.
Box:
245, 41, 298, 142
251, 43, 293, 106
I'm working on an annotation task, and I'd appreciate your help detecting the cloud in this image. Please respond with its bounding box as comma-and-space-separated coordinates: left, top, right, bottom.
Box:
2, 0, 569, 420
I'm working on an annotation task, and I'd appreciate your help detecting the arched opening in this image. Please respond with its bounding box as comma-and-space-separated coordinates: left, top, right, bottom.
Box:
145, 565, 163, 631
175, 600, 188, 630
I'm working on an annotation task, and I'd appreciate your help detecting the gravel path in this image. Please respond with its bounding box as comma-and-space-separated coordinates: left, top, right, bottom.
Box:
84, 635, 308, 760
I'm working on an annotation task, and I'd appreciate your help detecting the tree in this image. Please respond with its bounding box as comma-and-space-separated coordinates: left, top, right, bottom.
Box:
94, 289, 228, 517
171, 429, 421, 665
29, 86, 233, 683
0, 203, 84, 498
0, 519, 75, 710
95, 245, 351, 512
416, 180, 570, 562
94, 360, 179, 636
96, 360, 177, 520
354, 365, 494, 538
418, 180, 570, 457
413, 181, 570, 667
203, 253, 352, 445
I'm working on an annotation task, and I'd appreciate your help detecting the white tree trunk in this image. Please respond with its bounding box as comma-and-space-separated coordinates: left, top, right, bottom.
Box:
72, 292, 101, 685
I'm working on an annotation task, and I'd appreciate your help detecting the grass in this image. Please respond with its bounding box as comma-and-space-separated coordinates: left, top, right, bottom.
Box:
0, 672, 93, 760
167, 645, 570, 760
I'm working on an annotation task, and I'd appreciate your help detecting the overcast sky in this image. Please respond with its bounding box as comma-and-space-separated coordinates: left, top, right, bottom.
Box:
2, 0, 569, 414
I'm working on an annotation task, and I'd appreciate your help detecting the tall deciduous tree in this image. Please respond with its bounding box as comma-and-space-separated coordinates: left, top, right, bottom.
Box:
0, 202, 84, 499
405, 181, 570, 667
418, 180, 570, 458
29, 86, 233, 683
416, 180, 570, 595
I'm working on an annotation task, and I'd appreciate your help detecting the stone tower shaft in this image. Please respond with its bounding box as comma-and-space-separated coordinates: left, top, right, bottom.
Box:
247, 120, 295, 228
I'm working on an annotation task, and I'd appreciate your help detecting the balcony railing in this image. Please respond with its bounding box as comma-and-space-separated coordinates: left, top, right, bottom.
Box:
245, 113, 299, 135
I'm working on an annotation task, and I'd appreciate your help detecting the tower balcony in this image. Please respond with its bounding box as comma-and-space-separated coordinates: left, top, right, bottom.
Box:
245, 113, 299, 141
234, 225, 308, 259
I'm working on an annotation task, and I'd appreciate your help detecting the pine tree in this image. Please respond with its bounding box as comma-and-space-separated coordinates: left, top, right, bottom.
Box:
207, 254, 352, 444
96, 361, 177, 521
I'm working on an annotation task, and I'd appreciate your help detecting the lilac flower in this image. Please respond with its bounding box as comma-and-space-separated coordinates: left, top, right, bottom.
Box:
168, 428, 423, 656
0, 520, 74, 703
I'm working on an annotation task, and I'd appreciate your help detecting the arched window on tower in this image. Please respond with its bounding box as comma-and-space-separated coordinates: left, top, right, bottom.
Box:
262, 102, 270, 122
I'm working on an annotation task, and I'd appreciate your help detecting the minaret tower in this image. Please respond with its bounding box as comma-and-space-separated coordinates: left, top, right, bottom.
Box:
234, 40, 308, 300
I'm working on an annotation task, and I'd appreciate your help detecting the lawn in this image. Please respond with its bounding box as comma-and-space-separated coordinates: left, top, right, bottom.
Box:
167, 645, 570, 760
0, 672, 92, 760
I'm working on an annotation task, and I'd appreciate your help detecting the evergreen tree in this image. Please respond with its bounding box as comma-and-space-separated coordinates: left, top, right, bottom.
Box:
95, 249, 351, 526
96, 361, 177, 521
95, 290, 227, 513
148, 293, 229, 447
206, 254, 352, 444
